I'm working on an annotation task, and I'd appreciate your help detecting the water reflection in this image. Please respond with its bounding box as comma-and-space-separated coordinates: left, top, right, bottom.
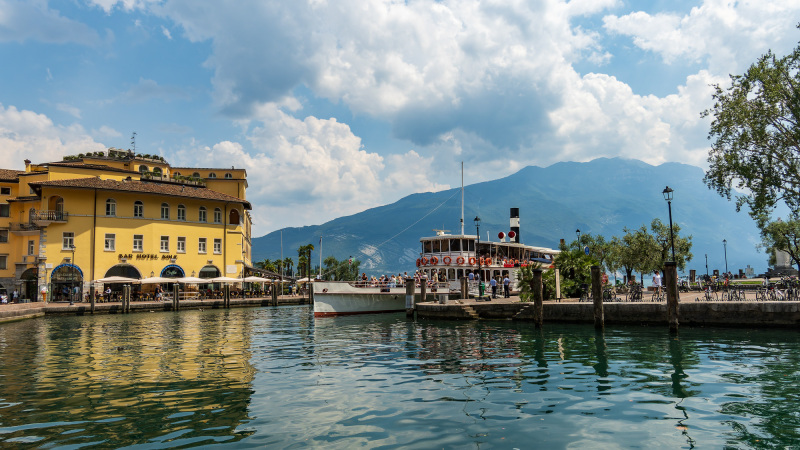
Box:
0, 310, 257, 447
2, 308, 800, 447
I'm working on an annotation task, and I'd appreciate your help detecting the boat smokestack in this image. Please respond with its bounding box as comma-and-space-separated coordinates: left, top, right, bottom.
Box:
510, 208, 520, 243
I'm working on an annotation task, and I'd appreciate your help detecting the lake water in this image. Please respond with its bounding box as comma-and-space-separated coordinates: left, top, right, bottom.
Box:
0, 305, 799, 448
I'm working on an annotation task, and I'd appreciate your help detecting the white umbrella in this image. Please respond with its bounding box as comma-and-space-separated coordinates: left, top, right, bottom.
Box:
93, 276, 139, 283
209, 276, 243, 283
136, 276, 179, 284
175, 276, 207, 284
244, 276, 271, 282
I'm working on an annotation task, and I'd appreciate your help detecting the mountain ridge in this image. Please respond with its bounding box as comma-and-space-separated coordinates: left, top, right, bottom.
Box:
252, 158, 765, 277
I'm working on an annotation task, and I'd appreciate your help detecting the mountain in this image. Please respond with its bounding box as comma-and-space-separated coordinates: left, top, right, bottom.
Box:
252, 158, 766, 277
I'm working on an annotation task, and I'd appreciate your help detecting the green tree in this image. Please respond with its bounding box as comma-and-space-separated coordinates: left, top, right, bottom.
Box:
255, 258, 277, 272
760, 217, 800, 272
644, 218, 693, 273
550, 239, 598, 298
322, 256, 361, 281
703, 36, 800, 223
297, 244, 315, 278
283, 257, 293, 278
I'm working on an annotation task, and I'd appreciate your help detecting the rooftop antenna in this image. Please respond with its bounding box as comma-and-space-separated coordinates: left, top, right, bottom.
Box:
131, 131, 137, 152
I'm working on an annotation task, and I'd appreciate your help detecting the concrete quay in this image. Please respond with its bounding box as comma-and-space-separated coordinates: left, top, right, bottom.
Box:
0, 295, 310, 324
416, 293, 800, 328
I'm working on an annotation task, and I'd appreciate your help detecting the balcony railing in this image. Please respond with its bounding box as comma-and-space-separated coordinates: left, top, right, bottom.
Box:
30, 210, 69, 223
9, 222, 40, 232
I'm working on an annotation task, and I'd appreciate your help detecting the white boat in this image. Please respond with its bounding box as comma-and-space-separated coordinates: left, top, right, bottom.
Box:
313, 281, 409, 317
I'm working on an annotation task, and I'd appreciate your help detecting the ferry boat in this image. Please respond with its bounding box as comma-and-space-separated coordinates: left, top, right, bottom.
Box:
415, 208, 559, 292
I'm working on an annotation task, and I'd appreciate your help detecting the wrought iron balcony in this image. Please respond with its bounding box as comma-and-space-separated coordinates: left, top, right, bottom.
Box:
30, 210, 68, 225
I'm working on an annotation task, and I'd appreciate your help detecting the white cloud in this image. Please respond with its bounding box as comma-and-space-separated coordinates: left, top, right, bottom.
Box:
603, 0, 800, 74
172, 104, 446, 234
0, 104, 107, 169
0, 0, 100, 45
56, 103, 82, 119
161, 25, 172, 39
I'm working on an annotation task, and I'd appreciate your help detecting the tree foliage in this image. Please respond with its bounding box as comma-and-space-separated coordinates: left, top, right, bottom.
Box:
321, 256, 362, 281
703, 37, 800, 224
760, 217, 800, 272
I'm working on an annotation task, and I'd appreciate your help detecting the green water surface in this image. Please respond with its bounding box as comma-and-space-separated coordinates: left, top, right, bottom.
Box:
0, 306, 798, 448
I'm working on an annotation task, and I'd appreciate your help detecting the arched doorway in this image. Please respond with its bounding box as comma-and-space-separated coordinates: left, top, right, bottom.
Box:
160, 264, 184, 292
103, 264, 142, 297
198, 265, 221, 293
21, 268, 37, 301
51, 264, 83, 302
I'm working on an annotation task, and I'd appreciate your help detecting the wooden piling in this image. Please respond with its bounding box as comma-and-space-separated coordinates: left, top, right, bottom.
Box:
90, 288, 95, 314
531, 268, 544, 327
172, 284, 180, 311
591, 265, 604, 329
419, 277, 427, 305
224, 285, 230, 308
271, 284, 278, 306
405, 278, 415, 317
461, 277, 468, 299
665, 261, 679, 331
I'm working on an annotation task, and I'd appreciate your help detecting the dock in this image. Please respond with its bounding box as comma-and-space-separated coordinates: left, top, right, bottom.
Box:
416, 292, 800, 327
0, 295, 311, 324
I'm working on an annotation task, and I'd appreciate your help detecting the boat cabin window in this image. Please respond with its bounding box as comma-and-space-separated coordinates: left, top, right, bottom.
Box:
440, 240, 450, 252
422, 241, 432, 254
450, 239, 461, 252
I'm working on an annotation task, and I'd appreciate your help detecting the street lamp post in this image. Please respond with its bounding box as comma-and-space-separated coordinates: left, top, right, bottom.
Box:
474, 216, 481, 283
70, 244, 76, 305
576, 229, 581, 245
662, 186, 675, 262
723, 239, 728, 275
705, 254, 709, 277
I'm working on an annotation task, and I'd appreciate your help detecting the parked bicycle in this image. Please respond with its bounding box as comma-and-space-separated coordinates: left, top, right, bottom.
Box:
626, 284, 642, 302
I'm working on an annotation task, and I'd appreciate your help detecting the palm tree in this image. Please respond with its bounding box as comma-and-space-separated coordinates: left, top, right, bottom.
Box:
283, 257, 293, 278
297, 244, 315, 279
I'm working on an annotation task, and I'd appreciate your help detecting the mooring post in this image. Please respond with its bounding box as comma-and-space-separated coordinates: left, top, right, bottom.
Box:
125, 285, 131, 313
461, 277, 468, 299
405, 278, 415, 317
665, 261, 679, 331
532, 268, 544, 327
224, 285, 230, 308
90, 288, 95, 314
419, 276, 427, 305
171, 284, 178, 311
271, 283, 278, 306
121, 285, 127, 313
591, 265, 604, 329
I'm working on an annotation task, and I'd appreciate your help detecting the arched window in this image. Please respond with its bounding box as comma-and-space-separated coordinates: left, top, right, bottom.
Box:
224, 173, 233, 179
153, 167, 162, 176
161, 203, 170, 220
177, 204, 186, 221
139, 165, 149, 174
208, 172, 217, 178
213, 208, 222, 224
134, 201, 143, 218
105, 199, 116, 216
174, 172, 181, 176
229, 209, 240, 225
192, 172, 201, 178
54, 198, 64, 213
199, 206, 207, 222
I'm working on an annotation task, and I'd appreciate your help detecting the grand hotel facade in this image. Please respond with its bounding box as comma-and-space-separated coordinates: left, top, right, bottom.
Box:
0, 149, 252, 301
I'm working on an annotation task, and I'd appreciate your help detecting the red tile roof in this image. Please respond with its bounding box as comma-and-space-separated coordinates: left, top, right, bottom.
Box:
29, 177, 251, 209
46, 161, 139, 174
0, 169, 24, 181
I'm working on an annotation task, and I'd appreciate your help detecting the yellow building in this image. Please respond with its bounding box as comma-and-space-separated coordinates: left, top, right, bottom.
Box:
0, 148, 252, 301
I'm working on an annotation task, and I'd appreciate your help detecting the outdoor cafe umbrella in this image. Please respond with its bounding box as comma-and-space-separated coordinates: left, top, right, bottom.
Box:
208, 276, 244, 283
136, 276, 179, 284
93, 276, 139, 283
243, 276, 271, 283
175, 276, 207, 284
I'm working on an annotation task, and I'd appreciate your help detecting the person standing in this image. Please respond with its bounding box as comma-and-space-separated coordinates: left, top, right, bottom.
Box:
652, 270, 662, 295
490, 277, 497, 298
11, 289, 19, 303
503, 275, 511, 298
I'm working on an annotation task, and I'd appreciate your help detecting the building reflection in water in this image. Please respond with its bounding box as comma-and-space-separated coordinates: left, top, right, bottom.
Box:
0, 310, 256, 447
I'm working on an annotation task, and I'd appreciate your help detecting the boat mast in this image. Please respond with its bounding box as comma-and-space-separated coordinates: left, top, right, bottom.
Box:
460, 161, 464, 236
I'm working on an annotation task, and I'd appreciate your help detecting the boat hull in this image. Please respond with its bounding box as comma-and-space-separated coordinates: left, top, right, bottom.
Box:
313, 282, 408, 317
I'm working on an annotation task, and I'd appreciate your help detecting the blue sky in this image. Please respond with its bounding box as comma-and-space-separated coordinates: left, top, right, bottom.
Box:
1, 0, 799, 237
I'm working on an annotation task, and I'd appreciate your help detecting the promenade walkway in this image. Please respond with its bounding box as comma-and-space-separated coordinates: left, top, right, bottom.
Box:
0, 295, 310, 324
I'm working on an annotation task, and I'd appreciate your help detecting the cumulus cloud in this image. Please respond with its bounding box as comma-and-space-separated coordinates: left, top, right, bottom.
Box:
0, 104, 107, 169
0, 0, 101, 45
171, 104, 446, 232
603, 0, 800, 74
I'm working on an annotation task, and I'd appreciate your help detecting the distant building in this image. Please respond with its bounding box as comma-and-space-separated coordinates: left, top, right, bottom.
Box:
0, 149, 252, 301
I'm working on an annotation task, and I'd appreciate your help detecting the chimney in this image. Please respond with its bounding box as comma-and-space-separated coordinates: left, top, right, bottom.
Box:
510, 208, 520, 243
